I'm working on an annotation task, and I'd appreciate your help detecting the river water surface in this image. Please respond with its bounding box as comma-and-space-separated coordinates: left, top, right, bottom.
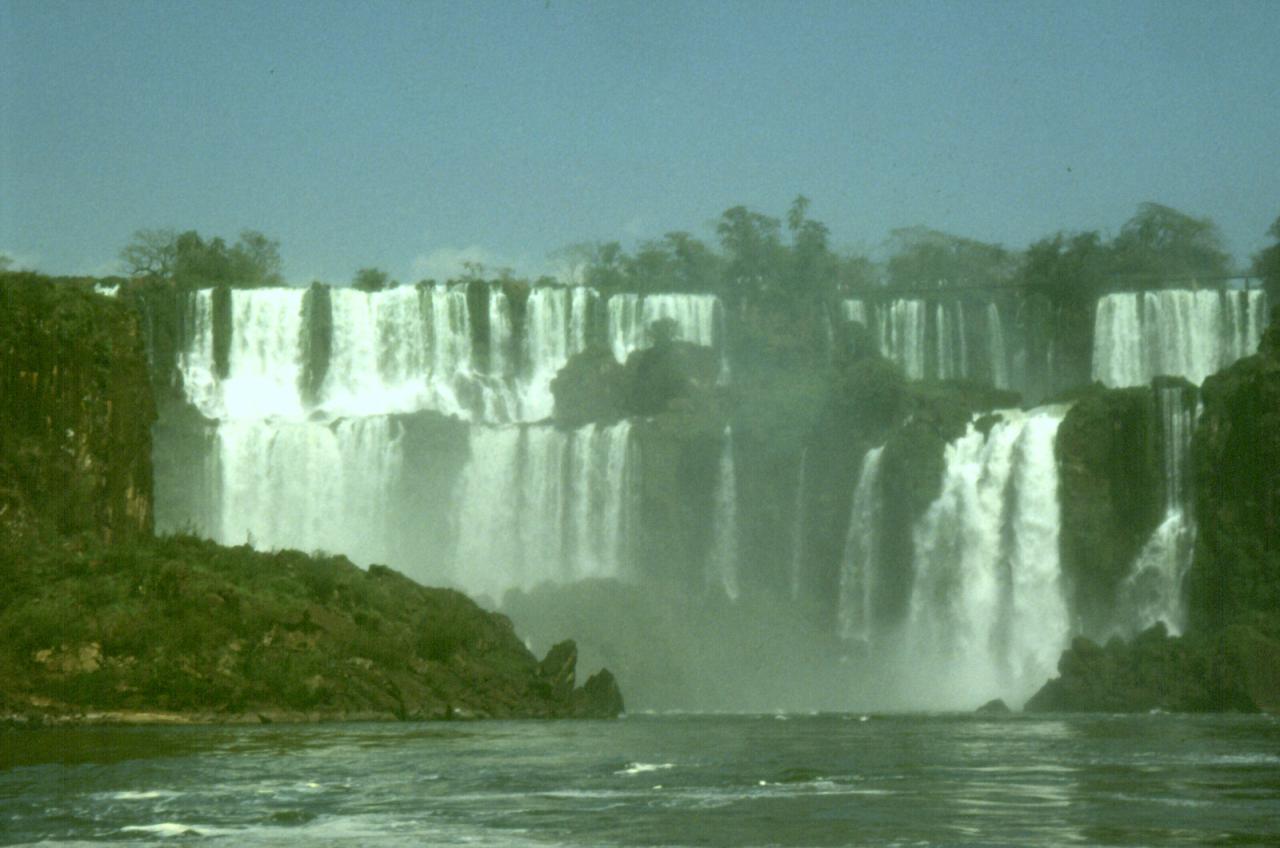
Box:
3, 713, 1279, 846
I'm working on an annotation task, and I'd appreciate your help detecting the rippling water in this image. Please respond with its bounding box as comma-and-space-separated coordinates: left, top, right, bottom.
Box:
3, 714, 1279, 846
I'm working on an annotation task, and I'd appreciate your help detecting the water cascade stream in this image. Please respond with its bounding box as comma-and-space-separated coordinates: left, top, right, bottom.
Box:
1116, 384, 1198, 634
1092, 289, 1267, 387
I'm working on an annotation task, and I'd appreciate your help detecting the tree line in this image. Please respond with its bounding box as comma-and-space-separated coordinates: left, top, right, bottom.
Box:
100, 201, 1280, 304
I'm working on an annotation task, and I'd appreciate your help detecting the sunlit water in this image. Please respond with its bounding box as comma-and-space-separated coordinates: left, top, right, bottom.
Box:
4, 714, 1279, 846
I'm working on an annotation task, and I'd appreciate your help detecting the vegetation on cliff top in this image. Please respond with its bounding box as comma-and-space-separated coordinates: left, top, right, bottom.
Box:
0, 533, 622, 722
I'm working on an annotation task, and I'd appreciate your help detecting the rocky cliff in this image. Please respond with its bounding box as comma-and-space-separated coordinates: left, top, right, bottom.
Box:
0, 276, 155, 547
1055, 384, 1165, 636
0, 535, 623, 723
1187, 305, 1280, 631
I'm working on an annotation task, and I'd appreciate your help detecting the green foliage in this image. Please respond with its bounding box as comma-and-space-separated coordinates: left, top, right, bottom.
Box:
119, 228, 283, 289
353, 267, 391, 292
885, 226, 1014, 289
1109, 202, 1230, 281
716, 205, 784, 298
1019, 230, 1110, 303
1252, 214, 1280, 298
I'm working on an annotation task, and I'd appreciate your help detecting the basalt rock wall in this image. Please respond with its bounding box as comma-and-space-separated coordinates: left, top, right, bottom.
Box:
0, 276, 155, 546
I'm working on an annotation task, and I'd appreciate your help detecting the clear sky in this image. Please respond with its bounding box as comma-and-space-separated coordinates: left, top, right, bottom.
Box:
3, 0, 1278, 283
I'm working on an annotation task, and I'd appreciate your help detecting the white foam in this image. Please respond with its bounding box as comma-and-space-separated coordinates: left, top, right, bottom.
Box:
616, 762, 675, 776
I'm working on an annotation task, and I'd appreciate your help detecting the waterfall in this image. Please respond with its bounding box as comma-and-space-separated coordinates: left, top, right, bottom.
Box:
841, 299, 868, 325
709, 427, 739, 600
879, 300, 927, 380
1092, 289, 1268, 387
838, 446, 884, 643
322, 286, 436, 417
843, 298, 1009, 387
607, 292, 724, 366
935, 302, 967, 380
1116, 384, 1198, 635
178, 288, 310, 420
520, 287, 596, 421
214, 416, 402, 566
453, 422, 637, 599
905, 408, 1069, 706
986, 303, 1009, 389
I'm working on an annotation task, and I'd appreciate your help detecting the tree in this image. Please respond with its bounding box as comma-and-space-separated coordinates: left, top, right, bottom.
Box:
1253, 214, 1280, 301
353, 267, 391, 292
785, 195, 835, 301
120, 228, 283, 288
835, 253, 879, 293
0, 253, 12, 272
1019, 231, 1109, 302
119, 228, 178, 278
885, 227, 1013, 288
1110, 202, 1230, 281
661, 231, 720, 293
560, 241, 628, 292
716, 205, 783, 297
229, 230, 283, 287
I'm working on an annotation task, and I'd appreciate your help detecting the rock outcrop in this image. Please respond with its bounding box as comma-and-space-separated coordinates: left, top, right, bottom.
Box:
1055, 384, 1165, 635
0, 535, 624, 722
1025, 620, 1280, 713
0, 275, 155, 547
1187, 305, 1280, 631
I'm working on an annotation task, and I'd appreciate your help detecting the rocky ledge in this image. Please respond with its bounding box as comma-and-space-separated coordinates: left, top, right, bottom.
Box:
0, 534, 624, 725
1026, 619, 1280, 713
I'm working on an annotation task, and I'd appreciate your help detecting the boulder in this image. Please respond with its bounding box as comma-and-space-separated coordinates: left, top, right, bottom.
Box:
573, 669, 625, 718
551, 345, 628, 427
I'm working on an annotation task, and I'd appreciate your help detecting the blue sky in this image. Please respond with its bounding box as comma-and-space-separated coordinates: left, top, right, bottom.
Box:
3, 0, 1278, 283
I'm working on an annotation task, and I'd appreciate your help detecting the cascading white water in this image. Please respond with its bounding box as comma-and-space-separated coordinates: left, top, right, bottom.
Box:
607, 293, 723, 364
878, 300, 927, 380
214, 416, 402, 567
1116, 385, 1197, 635
178, 288, 309, 420
842, 298, 1008, 387
178, 288, 220, 417
935, 302, 967, 380
453, 422, 637, 599
709, 427, 739, 600
322, 286, 434, 417
841, 299, 868, 325
904, 408, 1069, 707
986, 303, 1009, 389
519, 287, 596, 421
838, 446, 884, 643
1092, 289, 1268, 387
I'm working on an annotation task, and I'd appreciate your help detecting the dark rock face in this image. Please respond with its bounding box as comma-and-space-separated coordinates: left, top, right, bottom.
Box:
1187, 305, 1280, 632
624, 339, 720, 416
0, 277, 155, 546
1025, 623, 1272, 713
551, 344, 628, 427
537, 640, 579, 702
574, 669, 625, 718
299, 282, 333, 406
1056, 385, 1164, 636
976, 698, 1011, 714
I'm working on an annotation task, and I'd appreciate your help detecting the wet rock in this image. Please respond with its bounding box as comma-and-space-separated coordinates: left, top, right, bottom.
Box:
551, 345, 628, 427
1025, 623, 1261, 713
573, 669, 625, 718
